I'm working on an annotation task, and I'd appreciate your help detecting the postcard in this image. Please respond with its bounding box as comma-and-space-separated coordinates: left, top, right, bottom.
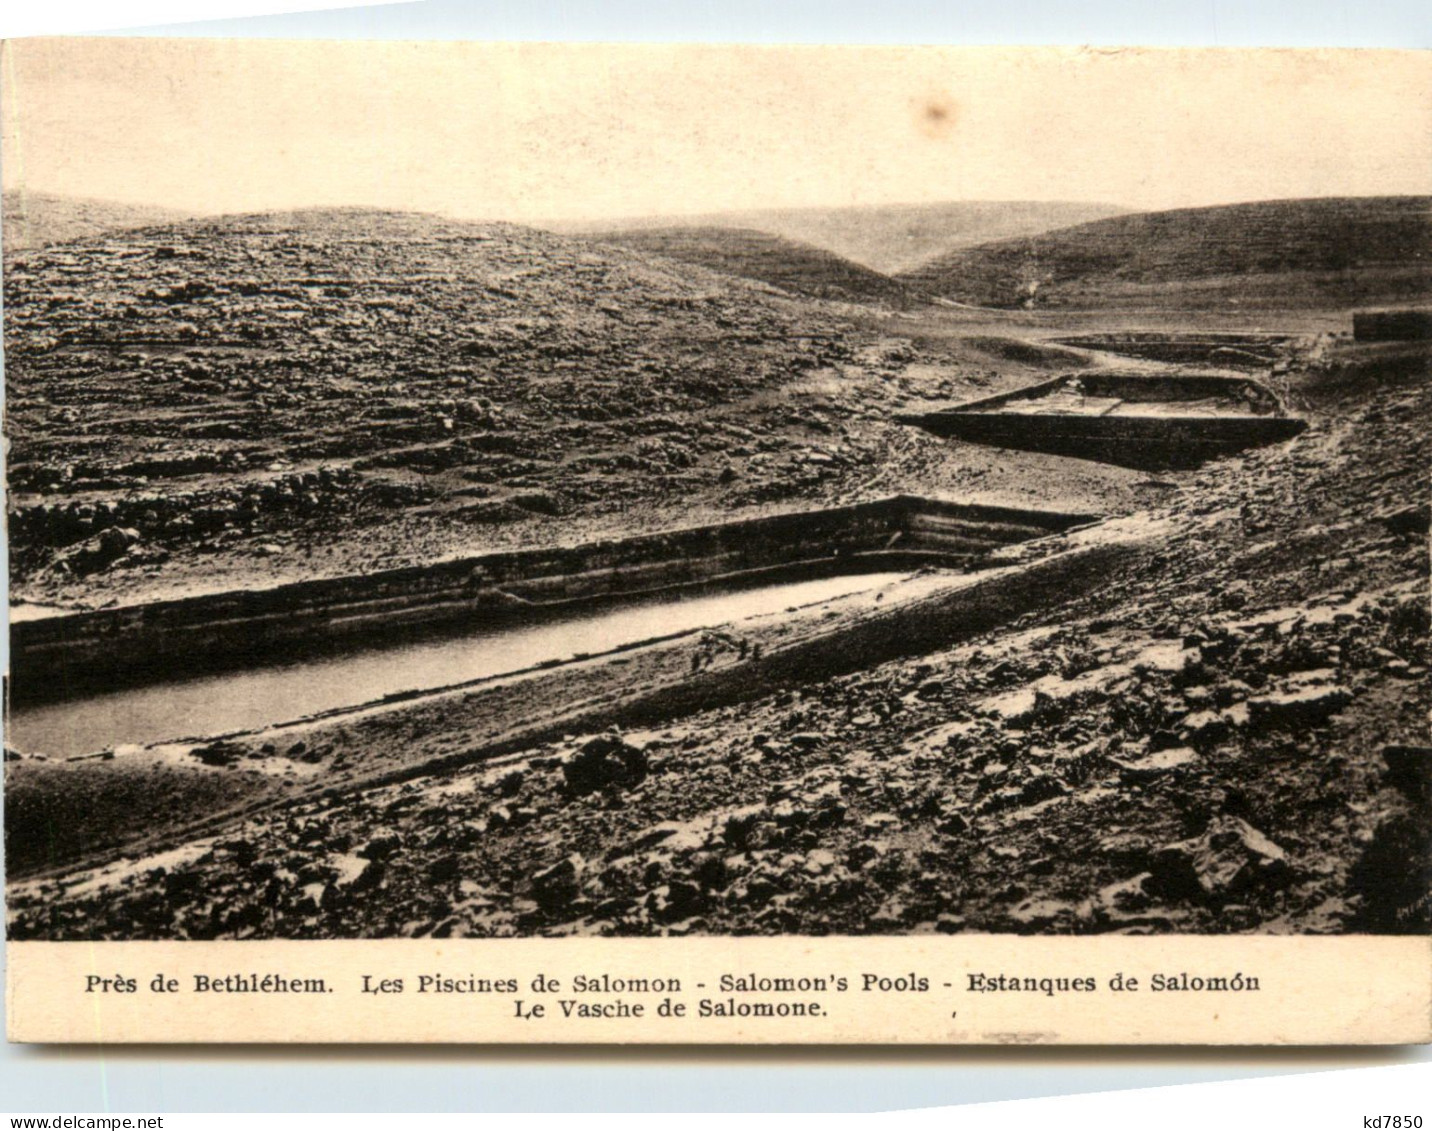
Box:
4, 39, 1428, 1043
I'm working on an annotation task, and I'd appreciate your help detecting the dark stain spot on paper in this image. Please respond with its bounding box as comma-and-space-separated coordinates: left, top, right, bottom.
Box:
913, 92, 960, 140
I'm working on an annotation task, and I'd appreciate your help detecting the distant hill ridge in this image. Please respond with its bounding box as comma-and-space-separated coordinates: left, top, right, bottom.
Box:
3, 190, 197, 253
584, 226, 917, 305
898, 195, 1432, 310
553, 200, 1129, 275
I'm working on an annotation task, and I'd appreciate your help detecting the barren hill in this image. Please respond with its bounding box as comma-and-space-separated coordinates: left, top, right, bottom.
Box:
1, 209, 847, 590
899, 196, 1432, 310
583, 226, 917, 305
2, 190, 196, 252
554, 201, 1129, 275
5, 207, 1143, 606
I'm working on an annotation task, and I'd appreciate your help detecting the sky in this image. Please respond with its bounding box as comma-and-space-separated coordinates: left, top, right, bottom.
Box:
3, 39, 1429, 222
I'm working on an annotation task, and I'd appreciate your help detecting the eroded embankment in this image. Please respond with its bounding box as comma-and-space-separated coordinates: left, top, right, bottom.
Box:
899, 372, 1307, 471
1051, 333, 1295, 367
4, 505, 1146, 882
11, 367, 1429, 940
11, 494, 1091, 703
13, 572, 932, 759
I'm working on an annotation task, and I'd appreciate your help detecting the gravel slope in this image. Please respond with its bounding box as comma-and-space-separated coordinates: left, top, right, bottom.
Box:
10, 344, 1426, 940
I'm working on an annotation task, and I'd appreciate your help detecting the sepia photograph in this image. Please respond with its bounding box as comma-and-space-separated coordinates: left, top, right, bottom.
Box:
2, 38, 1427, 980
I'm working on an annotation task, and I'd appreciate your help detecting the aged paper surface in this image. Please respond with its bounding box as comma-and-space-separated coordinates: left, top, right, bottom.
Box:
6, 937, 1431, 1044
3, 40, 1429, 1044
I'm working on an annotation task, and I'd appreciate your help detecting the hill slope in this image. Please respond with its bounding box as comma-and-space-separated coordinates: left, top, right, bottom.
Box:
1, 209, 852, 590
10, 341, 1429, 938
4, 207, 1155, 607
583, 226, 917, 304
899, 196, 1432, 310
6, 207, 1148, 604
555, 201, 1129, 275
3, 191, 195, 252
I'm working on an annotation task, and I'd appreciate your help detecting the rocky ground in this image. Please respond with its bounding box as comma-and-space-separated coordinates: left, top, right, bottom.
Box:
8, 341, 1427, 940
5, 208, 1154, 610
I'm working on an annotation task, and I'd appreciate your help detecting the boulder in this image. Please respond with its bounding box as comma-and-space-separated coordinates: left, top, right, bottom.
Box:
98, 526, 142, 557
359, 832, 403, 862
1144, 817, 1292, 905
1349, 814, 1431, 931
531, 853, 585, 910
427, 854, 462, 883
562, 733, 648, 796
1007, 897, 1082, 933
647, 880, 707, 923
1180, 709, 1231, 747
1378, 504, 1430, 538
623, 822, 683, 854
802, 849, 838, 876
692, 854, 730, 891
1111, 746, 1200, 784
1019, 773, 1070, 805
721, 808, 767, 850
348, 859, 386, 893
1247, 683, 1352, 731
192, 740, 246, 767
1382, 744, 1432, 807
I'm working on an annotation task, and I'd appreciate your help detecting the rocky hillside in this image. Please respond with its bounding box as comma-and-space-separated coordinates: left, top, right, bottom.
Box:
557, 201, 1129, 276
2, 191, 194, 252
0, 210, 842, 589
9, 342, 1427, 940
583, 227, 918, 305
5, 207, 1147, 607
900, 196, 1432, 310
